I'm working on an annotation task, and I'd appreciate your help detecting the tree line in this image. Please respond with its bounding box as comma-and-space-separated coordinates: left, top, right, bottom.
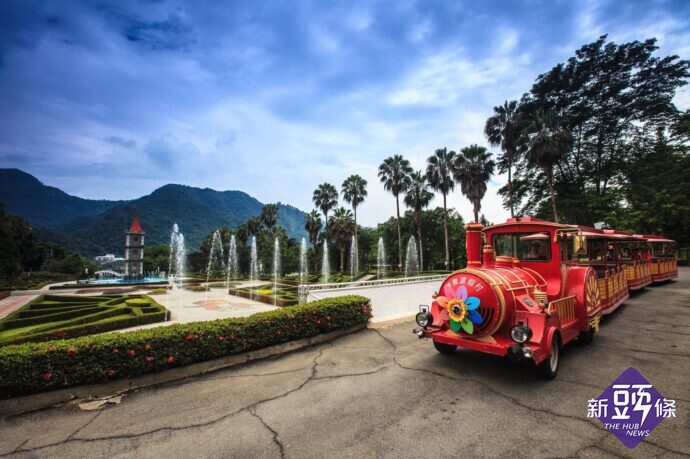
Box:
308, 146, 495, 273
484, 36, 689, 243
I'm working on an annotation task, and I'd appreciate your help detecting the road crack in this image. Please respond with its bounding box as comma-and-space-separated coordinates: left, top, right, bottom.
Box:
373, 327, 689, 457
248, 408, 285, 458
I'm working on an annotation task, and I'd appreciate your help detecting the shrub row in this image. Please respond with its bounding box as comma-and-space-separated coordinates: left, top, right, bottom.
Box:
2, 306, 106, 330
0, 295, 371, 398
49, 281, 168, 290
228, 288, 298, 307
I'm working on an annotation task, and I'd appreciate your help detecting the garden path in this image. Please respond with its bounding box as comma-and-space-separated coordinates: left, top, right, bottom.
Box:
0, 295, 38, 320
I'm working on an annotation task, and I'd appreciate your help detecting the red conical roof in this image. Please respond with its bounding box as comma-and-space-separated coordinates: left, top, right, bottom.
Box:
128, 216, 144, 233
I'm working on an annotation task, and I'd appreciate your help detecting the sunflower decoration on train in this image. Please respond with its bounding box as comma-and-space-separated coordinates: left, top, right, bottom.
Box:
435, 284, 484, 334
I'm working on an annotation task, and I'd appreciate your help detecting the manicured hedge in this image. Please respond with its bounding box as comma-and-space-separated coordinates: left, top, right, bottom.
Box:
0, 295, 371, 398
0, 295, 168, 345
228, 288, 297, 307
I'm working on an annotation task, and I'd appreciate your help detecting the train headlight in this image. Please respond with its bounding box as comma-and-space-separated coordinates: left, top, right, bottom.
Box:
415, 312, 433, 328
510, 325, 533, 343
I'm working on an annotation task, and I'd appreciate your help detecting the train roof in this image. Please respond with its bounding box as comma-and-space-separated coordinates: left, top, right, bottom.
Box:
483, 216, 576, 231
482, 217, 675, 243
634, 234, 676, 243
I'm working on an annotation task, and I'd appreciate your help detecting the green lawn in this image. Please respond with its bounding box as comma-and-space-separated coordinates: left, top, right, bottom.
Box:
0, 294, 168, 345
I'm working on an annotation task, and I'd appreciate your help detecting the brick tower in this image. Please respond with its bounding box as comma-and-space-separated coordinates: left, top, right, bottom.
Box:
124, 217, 145, 280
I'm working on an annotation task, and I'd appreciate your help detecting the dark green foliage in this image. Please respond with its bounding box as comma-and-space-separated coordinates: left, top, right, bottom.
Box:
143, 244, 170, 273
366, 206, 467, 270
497, 36, 689, 230
47, 253, 96, 276
616, 139, 690, 244
0, 294, 168, 345
0, 205, 91, 287
0, 204, 39, 279
0, 295, 371, 398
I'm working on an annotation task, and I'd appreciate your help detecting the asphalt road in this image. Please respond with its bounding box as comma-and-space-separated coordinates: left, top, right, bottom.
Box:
1, 269, 689, 458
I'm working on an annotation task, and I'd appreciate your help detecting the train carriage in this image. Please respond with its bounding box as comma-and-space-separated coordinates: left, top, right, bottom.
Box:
566, 228, 647, 314
636, 235, 678, 282
413, 217, 677, 379
602, 230, 654, 291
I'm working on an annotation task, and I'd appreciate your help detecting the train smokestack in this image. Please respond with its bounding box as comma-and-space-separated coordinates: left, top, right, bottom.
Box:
465, 223, 484, 267
483, 244, 495, 267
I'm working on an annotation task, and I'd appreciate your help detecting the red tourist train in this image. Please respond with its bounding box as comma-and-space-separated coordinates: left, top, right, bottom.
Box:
413, 217, 678, 379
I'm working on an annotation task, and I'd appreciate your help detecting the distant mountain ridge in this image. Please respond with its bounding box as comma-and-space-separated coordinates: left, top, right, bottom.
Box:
0, 168, 123, 229
0, 168, 308, 255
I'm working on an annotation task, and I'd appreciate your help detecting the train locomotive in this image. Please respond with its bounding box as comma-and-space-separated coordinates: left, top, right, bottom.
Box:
413, 217, 678, 379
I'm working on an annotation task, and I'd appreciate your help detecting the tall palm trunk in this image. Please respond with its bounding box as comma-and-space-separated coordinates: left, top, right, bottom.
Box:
473, 202, 479, 223
313, 246, 318, 274
323, 211, 329, 241
442, 192, 449, 269
545, 167, 559, 223
507, 153, 514, 217
395, 194, 403, 269
353, 206, 358, 241
416, 209, 424, 271
340, 246, 345, 272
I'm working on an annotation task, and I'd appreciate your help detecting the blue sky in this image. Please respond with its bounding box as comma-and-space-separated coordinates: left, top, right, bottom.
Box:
1, 0, 689, 226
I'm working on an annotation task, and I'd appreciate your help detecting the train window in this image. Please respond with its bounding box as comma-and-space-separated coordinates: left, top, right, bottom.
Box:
587, 240, 605, 261
652, 242, 676, 257
493, 233, 551, 261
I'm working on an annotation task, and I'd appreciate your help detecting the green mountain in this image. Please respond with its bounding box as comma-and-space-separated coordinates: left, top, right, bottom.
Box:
0, 169, 308, 255
0, 168, 122, 229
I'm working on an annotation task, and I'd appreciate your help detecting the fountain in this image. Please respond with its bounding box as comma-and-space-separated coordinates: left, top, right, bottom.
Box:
205, 230, 225, 295
273, 238, 281, 306
349, 238, 359, 279
226, 235, 238, 291
299, 237, 308, 284
377, 237, 386, 279
321, 241, 330, 283
405, 235, 420, 277
249, 236, 258, 299
168, 223, 187, 321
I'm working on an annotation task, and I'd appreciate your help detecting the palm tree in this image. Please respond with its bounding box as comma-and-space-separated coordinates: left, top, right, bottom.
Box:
260, 203, 279, 229
378, 155, 412, 268
485, 100, 521, 217
524, 109, 572, 223
304, 210, 322, 272
454, 145, 496, 223
247, 216, 263, 236
328, 207, 355, 272
236, 223, 249, 244
341, 175, 367, 241
426, 148, 456, 269
404, 171, 433, 271
312, 183, 338, 236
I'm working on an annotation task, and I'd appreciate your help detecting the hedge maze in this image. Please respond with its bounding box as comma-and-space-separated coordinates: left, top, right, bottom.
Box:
0, 294, 168, 345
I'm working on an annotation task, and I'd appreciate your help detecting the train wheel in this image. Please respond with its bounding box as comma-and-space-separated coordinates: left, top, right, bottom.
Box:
538, 334, 560, 380
433, 341, 457, 354
578, 327, 595, 346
